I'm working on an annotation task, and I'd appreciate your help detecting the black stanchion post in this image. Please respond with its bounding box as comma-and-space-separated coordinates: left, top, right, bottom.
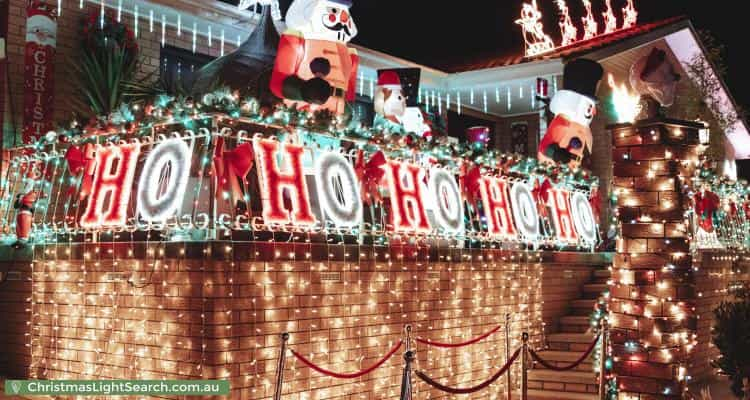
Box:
505, 313, 512, 400
274, 332, 290, 400
522, 332, 529, 400
598, 320, 608, 400
400, 325, 414, 400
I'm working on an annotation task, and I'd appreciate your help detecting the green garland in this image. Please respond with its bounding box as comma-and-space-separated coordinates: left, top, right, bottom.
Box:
32, 88, 599, 188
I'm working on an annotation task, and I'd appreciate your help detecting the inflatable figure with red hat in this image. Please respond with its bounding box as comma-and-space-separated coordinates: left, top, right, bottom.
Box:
373, 70, 406, 124
270, 0, 359, 115
538, 59, 604, 170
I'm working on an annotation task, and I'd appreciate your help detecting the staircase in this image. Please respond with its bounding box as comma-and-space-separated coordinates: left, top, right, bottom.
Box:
527, 268, 610, 400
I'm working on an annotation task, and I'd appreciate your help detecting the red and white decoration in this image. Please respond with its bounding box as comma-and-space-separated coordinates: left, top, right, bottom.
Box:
270, 0, 359, 115
22, 0, 57, 144
2, 130, 600, 248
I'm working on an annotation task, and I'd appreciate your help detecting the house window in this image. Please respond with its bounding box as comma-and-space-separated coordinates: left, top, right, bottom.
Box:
160, 45, 215, 94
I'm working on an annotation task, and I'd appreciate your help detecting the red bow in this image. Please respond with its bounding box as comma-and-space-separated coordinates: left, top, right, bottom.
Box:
695, 190, 720, 232
589, 187, 602, 224
213, 137, 255, 207
533, 178, 552, 218
460, 163, 482, 208
355, 150, 386, 206
64, 144, 95, 200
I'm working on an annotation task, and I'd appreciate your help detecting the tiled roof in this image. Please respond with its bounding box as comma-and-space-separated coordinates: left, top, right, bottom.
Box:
444, 16, 688, 73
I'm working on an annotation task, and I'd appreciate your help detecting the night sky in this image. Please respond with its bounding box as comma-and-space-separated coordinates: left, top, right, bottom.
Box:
328, 0, 746, 110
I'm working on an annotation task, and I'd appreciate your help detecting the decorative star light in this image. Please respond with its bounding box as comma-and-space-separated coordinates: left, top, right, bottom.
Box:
622, 0, 638, 29
555, 0, 578, 47
603, 0, 618, 34
517, 0, 556, 57
581, 0, 599, 40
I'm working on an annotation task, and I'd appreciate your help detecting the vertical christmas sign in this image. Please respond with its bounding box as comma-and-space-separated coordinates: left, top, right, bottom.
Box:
1, 0, 8, 147
22, 0, 56, 144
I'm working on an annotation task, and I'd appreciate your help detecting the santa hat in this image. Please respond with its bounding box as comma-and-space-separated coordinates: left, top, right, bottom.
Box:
550, 58, 603, 127
377, 71, 402, 90
27, 0, 57, 18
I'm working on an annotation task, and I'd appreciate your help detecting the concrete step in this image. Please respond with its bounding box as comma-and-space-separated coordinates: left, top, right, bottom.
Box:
533, 350, 595, 364
530, 350, 594, 372
570, 299, 598, 316
547, 333, 595, 344
547, 333, 597, 351
559, 316, 593, 333
561, 316, 592, 326
528, 389, 599, 400
528, 370, 598, 394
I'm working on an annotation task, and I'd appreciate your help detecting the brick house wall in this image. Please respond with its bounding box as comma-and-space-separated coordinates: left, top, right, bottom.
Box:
0, 244, 600, 399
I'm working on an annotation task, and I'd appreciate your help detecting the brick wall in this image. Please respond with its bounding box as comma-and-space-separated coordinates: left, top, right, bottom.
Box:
2, 0, 235, 141
0, 244, 600, 399
690, 253, 750, 382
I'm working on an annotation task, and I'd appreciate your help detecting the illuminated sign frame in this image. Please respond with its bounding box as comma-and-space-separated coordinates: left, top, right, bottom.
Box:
0, 129, 600, 248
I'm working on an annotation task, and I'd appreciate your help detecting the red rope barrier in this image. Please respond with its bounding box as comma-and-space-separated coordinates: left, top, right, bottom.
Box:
414, 348, 522, 394
415, 325, 503, 349
529, 334, 601, 372
291, 340, 403, 379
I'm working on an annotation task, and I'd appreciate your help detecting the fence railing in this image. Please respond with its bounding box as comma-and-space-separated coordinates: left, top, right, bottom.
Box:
273, 319, 610, 400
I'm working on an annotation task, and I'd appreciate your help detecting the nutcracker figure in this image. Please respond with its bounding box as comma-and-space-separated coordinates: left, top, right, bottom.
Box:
270, 0, 359, 115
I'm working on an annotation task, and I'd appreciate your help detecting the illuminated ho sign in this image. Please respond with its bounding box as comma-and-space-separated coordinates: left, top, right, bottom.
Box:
8, 135, 599, 247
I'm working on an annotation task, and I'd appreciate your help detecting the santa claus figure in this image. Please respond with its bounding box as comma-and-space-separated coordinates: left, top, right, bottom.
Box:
373, 71, 406, 123
629, 48, 681, 117
539, 59, 603, 170
270, 0, 359, 115
13, 192, 37, 249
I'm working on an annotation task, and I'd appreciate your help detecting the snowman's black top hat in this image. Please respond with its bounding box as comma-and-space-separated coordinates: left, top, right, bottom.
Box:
562, 59, 604, 101
328, 0, 353, 7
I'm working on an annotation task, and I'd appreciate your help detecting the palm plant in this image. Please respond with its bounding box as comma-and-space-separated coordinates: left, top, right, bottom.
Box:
69, 10, 139, 117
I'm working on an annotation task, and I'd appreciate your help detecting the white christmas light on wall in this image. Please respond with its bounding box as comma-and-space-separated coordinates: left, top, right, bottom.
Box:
220, 29, 225, 56
134, 4, 139, 38
161, 14, 166, 46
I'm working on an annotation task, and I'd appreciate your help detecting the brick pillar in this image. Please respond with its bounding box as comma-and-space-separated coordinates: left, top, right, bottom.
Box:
609, 118, 703, 399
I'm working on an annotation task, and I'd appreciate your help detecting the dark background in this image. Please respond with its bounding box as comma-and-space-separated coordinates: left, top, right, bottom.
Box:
245, 0, 746, 111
